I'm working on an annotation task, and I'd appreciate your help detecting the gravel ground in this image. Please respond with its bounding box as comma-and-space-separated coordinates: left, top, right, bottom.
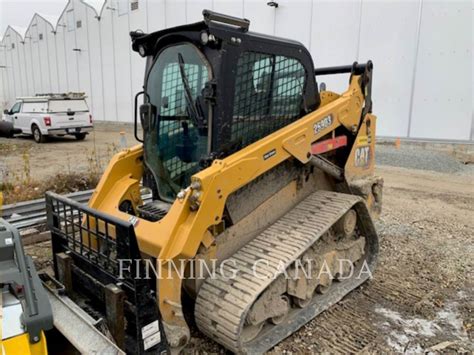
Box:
376, 144, 474, 175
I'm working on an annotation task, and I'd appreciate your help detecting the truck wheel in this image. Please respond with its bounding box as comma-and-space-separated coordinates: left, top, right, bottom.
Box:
74, 133, 87, 141
32, 124, 46, 143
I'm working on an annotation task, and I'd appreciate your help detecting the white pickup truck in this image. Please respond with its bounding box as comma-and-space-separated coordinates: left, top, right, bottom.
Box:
2, 93, 94, 143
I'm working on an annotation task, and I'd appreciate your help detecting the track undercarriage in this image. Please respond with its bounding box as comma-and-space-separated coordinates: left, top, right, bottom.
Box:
195, 190, 378, 353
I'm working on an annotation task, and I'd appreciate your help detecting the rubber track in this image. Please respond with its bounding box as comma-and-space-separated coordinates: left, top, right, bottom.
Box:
195, 190, 379, 354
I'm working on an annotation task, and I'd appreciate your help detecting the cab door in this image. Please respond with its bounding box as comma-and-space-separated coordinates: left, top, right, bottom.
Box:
8, 102, 22, 129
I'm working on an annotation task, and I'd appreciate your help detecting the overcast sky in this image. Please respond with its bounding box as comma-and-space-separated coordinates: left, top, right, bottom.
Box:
0, 0, 68, 35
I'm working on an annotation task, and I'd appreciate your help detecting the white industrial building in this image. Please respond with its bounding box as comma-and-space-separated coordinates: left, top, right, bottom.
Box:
1, 0, 472, 141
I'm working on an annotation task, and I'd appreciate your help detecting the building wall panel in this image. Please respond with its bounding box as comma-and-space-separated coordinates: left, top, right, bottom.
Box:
274, 0, 312, 49
130, 0, 148, 123
18, 37, 31, 96
84, 5, 105, 121
358, 0, 420, 138
146, 0, 166, 33
54, 24, 69, 93
36, 18, 53, 93
74, 2, 93, 112
113, 1, 133, 122
26, 23, 41, 94
99, 5, 118, 121
409, 0, 472, 140
10, 32, 25, 96
6, 34, 18, 100
213, 0, 244, 18
0, 46, 6, 109
64, 6, 80, 92
45, 21, 60, 93
165, 0, 186, 28
471, 6, 474, 141
243, 0, 274, 34
186, 0, 213, 23
0, 0, 472, 141
7, 32, 22, 98
311, 0, 361, 94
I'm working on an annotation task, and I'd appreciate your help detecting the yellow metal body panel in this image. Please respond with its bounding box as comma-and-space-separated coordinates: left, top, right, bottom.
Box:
345, 113, 377, 179
319, 90, 341, 107
88, 145, 144, 211
87, 74, 369, 331
344, 113, 381, 216
1, 332, 48, 355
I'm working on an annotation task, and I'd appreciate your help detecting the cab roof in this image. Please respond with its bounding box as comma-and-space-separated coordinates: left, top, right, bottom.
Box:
131, 10, 307, 58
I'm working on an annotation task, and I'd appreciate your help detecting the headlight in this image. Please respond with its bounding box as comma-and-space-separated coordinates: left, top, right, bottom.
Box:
200, 31, 209, 45
138, 45, 147, 57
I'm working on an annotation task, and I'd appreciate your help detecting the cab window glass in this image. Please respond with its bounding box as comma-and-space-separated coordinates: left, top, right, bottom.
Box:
10, 102, 21, 114
145, 43, 211, 201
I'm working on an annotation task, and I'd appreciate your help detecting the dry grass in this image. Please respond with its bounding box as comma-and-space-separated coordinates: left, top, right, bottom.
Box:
1, 144, 106, 205
0, 136, 120, 204
0, 142, 17, 154
1, 172, 100, 205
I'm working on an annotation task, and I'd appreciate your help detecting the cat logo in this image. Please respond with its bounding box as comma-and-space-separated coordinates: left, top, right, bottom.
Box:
355, 146, 370, 167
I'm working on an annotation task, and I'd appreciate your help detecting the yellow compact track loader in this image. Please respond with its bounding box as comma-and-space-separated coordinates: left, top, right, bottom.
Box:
45, 10, 382, 354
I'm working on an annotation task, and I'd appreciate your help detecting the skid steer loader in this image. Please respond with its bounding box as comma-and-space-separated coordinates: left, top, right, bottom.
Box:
45, 10, 382, 354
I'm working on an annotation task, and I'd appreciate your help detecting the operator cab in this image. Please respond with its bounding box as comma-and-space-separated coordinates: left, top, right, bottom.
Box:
131, 10, 320, 207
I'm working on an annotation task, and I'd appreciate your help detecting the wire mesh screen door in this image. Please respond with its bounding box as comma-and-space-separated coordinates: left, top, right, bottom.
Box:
231, 51, 306, 149
158, 61, 209, 182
